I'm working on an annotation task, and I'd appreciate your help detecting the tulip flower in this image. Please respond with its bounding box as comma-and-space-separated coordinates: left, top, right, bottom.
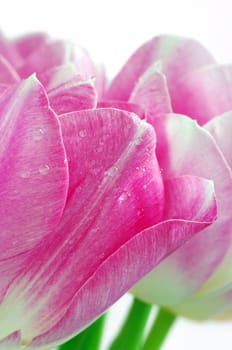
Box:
0, 34, 217, 348
104, 35, 232, 320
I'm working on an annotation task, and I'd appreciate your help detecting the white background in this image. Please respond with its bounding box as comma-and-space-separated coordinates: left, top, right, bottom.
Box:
1, 0, 232, 349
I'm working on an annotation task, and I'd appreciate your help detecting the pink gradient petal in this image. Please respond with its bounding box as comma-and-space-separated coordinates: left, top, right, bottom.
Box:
17, 41, 75, 78
0, 76, 68, 261
38, 64, 78, 90
129, 62, 172, 121
97, 100, 144, 119
0, 108, 164, 342
106, 35, 215, 101
14, 33, 48, 59
163, 175, 216, 222
0, 34, 23, 68
136, 114, 232, 304
48, 77, 97, 114
205, 111, 232, 168
29, 217, 216, 349
0, 331, 21, 349
131, 174, 217, 304
172, 65, 232, 124
0, 55, 20, 84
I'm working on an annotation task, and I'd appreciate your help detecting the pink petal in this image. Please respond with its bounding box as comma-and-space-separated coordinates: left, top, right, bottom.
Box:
131, 174, 217, 304
0, 55, 20, 84
205, 111, 232, 168
138, 114, 232, 304
171, 64, 232, 125
106, 35, 215, 101
0, 33, 23, 68
29, 218, 216, 349
0, 76, 68, 262
38, 64, 78, 90
0, 331, 21, 349
129, 62, 172, 121
14, 33, 48, 59
97, 100, 144, 119
0, 108, 164, 343
47, 77, 97, 114
17, 41, 75, 78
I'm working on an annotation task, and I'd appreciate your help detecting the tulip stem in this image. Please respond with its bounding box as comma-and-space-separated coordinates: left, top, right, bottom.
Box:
142, 308, 176, 350
58, 313, 106, 350
109, 298, 153, 350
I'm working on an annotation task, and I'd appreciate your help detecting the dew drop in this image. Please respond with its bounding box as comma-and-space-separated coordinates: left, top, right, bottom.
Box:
118, 191, 130, 202
79, 129, 87, 138
20, 170, 30, 178
33, 128, 44, 141
105, 166, 118, 177
39, 165, 50, 175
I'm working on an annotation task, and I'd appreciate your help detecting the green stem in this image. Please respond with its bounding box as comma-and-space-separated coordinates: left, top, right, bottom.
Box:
59, 313, 106, 350
142, 308, 176, 350
109, 298, 153, 350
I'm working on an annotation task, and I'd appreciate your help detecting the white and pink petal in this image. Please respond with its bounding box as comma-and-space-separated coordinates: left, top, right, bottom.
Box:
0, 76, 68, 261
171, 65, 232, 125
106, 35, 215, 101
0, 108, 164, 343
138, 114, 232, 304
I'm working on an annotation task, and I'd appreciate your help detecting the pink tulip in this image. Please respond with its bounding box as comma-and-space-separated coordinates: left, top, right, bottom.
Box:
0, 32, 218, 348
103, 35, 232, 320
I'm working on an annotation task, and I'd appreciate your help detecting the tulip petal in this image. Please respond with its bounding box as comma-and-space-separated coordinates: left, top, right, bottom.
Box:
0, 33, 22, 68
129, 62, 172, 120
131, 174, 217, 304
172, 65, 232, 124
0, 76, 68, 261
0, 108, 164, 343
205, 111, 232, 168
38, 64, 78, 90
106, 35, 215, 101
0, 331, 21, 349
17, 41, 75, 78
0, 55, 20, 84
14, 33, 48, 59
47, 77, 97, 114
97, 100, 144, 119
136, 114, 232, 304
29, 218, 216, 349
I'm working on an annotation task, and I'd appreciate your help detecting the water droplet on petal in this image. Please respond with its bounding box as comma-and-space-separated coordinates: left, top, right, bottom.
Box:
20, 170, 30, 178
39, 165, 50, 175
33, 128, 44, 141
79, 129, 87, 138
118, 191, 130, 202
